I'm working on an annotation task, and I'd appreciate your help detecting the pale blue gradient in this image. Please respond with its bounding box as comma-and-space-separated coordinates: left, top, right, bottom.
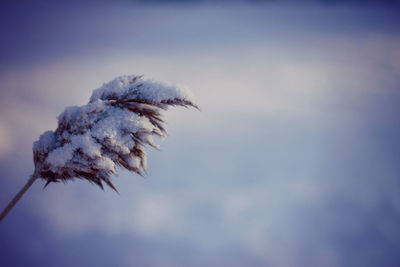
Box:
0, 1, 400, 267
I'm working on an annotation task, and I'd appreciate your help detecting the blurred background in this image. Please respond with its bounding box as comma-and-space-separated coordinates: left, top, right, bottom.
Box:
1, 0, 400, 266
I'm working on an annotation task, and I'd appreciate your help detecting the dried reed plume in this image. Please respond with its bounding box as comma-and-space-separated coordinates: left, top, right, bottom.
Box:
0, 75, 198, 222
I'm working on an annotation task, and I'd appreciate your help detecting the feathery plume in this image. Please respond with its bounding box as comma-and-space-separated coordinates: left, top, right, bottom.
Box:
0, 75, 198, 221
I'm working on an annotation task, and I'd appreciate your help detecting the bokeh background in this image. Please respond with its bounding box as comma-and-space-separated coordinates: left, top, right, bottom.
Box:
1, 0, 400, 266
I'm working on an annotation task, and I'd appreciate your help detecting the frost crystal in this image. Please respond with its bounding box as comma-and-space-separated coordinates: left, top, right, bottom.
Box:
33, 75, 198, 191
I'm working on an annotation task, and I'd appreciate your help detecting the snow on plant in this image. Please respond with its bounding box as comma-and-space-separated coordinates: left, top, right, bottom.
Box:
0, 75, 198, 221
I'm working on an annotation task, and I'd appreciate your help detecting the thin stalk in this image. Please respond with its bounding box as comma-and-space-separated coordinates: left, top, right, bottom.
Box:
0, 173, 39, 222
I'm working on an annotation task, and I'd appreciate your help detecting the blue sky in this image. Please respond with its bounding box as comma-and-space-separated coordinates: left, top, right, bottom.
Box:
1, 1, 400, 266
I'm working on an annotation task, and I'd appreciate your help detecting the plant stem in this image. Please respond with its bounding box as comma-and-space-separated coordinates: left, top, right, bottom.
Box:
0, 173, 39, 222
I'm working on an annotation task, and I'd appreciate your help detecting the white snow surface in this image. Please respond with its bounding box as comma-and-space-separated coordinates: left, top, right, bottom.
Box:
33, 131, 56, 154
90, 75, 196, 104
33, 75, 197, 183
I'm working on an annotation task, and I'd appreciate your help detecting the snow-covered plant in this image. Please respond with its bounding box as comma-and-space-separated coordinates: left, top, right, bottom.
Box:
0, 75, 198, 221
